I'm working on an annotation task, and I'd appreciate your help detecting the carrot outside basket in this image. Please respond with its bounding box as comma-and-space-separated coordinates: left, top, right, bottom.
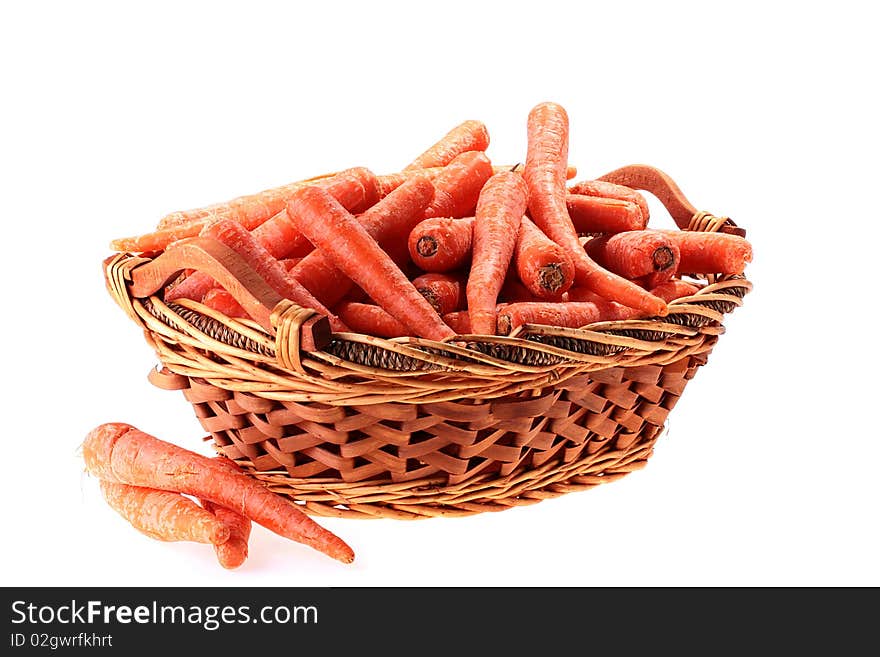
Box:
101, 164, 751, 520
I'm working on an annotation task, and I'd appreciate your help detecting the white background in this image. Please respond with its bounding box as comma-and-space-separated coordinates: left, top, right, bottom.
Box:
2, 1, 877, 587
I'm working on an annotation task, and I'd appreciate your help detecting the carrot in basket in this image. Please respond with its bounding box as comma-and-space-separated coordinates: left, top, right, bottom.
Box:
657, 230, 753, 275
496, 301, 641, 336
285, 186, 455, 341
423, 151, 495, 219
648, 279, 702, 302
412, 272, 466, 316
466, 170, 528, 334
441, 310, 472, 335
98, 480, 231, 545
566, 195, 647, 234
334, 301, 409, 338
523, 101, 666, 316
583, 230, 680, 285
290, 173, 435, 308
405, 119, 490, 171
112, 168, 377, 256
408, 216, 474, 272
200, 288, 249, 319
568, 178, 651, 222
513, 216, 575, 300
197, 219, 347, 332
82, 422, 355, 564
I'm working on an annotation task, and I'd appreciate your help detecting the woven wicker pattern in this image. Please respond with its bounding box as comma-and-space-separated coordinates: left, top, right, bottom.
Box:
102, 166, 751, 519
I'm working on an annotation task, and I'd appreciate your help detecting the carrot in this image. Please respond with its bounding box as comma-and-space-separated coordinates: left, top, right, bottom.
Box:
200, 499, 251, 570
412, 272, 466, 316
423, 151, 495, 219
513, 216, 575, 300
566, 194, 647, 234
496, 300, 641, 335
565, 287, 647, 319
82, 423, 355, 564
196, 219, 347, 331
466, 171, 528, 334
657, 230, 753, 275
112, 168, 377, 255
583, 230, 680, 284
200, 288, 249, 319
408, 216, 474, 273
500, 275, 544, 303
285, 186, 455, 341
290, 173, 435, 308
197, 457, 252, 570
523, 101, 666, 315
405, 119, 490, 171
98, 480, 231, 545
377, 163, 576, 199
648, 279, 702, 302
334, 301, 409, 338
568, 179, 651, 222
441, 310, 472, 335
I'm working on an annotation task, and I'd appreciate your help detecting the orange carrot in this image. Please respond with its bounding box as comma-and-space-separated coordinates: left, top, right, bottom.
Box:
657, 230, 753, 275
285, 186, 455, 341
584, 230, 680, 284
334, 301, 409, 338
496, 300, 641, 335
290, 173, 435, 308
200, 288, 249, 319
500, 275, 544, 303
513, 216, 575, 300
412, 272, 466, 316
82, 423, 355, 564
198, 457, 252, 570
197, 219, 347, 332
200, 499, 251, 570
568, 179, 651, 222
466, 171, 528, 334
378, 163, 575, 199
423, 151, 495, 219
98, 480, 231, 545
565, 287, 648, 320
523, 102, 666, 315
405, 120, 490, 171
648, 279, 702, 302
442, 310, 472, 334
566, 194, 647, 234
408, 216, 474, 273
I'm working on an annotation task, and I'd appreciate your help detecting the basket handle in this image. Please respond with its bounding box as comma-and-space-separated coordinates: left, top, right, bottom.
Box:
597, 164, 746, 238
105, 236, 331, 352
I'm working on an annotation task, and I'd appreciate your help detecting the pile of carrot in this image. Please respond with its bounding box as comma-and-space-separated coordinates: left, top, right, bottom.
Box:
111, 102, 752, 340
82, 422, 354, 569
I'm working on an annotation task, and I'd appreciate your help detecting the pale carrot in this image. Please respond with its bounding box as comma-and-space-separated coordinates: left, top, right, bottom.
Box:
408, 216, 474, 273
405, 120, 490, 171
496, 300, 641, 335
99, 480, 230, 545
285, 186, 455, 341
422, 151, 495, 219
196, 219, 347, 332
290, 173, 435, 308
566, 194, 647, 234
466, 171, 528, 335
82, 423, 355, 564
513, 216, 575, 300
334, 301, 409, 338
412, 272, 466, 316
200, 288, 249, 319
648, 279, 702, 302
568, 179, 651, 222
200, 499, 251, 570
523, 101, 666, 315
112, 168, 377, 255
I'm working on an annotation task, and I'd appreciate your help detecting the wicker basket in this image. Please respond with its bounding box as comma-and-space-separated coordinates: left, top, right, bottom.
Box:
102, 164, 750, 519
